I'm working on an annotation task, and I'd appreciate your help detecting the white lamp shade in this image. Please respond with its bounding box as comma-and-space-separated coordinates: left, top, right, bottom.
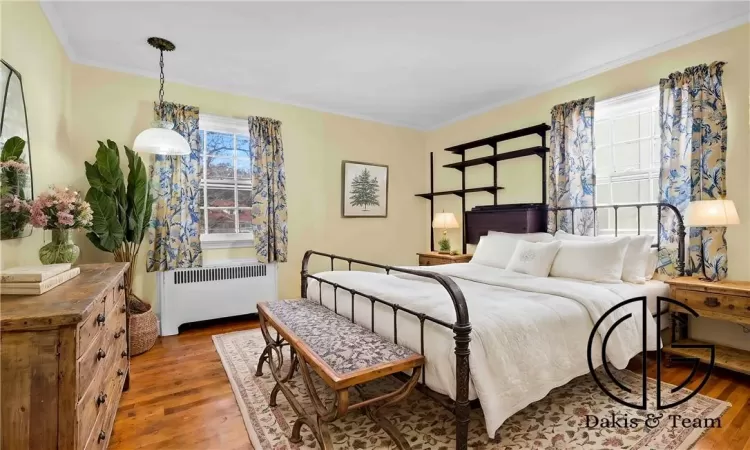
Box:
432, 212, 459, 229
685, 199, 740, 227
133, 127, 191, 156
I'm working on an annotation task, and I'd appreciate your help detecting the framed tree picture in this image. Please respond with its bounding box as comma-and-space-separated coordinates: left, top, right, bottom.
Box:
341, 161, 388, 218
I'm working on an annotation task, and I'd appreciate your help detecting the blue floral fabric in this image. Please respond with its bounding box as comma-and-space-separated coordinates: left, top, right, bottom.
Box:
146, 102, 203, 271
547, 97, 596, 235
249, 116, 288, 263
658, 62, 727, 280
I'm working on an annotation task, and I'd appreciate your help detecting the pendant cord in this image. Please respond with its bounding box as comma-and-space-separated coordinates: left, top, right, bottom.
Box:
158, 49, 165, 118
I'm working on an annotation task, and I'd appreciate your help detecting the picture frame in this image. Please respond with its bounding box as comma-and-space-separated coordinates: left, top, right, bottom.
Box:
341, 160, 388, 218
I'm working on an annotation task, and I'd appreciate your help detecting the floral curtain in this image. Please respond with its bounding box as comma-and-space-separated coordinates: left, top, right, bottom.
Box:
146, 102, 203, 271
547, 97, 596, 235
658, 62, 727, 280
249, 116, 288, 263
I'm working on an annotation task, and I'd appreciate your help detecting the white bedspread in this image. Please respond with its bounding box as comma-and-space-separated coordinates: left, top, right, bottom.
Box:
306, 262, 659, 436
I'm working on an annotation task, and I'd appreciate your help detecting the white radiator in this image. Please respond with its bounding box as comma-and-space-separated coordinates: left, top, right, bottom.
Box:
157, 260, 277, 336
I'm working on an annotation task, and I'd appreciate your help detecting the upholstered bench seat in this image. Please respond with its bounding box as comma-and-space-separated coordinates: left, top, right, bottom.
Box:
257, 298, 424, 449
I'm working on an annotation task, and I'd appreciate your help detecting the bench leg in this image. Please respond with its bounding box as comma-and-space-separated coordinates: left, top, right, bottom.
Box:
356, 367, 421, 450
270, 347, 298, 407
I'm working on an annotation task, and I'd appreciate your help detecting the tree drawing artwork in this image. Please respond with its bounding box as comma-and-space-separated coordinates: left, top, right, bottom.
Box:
349, 168, 380, 211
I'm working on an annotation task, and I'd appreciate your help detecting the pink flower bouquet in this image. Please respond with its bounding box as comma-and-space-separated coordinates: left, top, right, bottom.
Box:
30, 186, 93, 230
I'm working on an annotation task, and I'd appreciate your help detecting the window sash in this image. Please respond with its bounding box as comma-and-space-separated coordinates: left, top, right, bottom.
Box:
198, 115, 252, 237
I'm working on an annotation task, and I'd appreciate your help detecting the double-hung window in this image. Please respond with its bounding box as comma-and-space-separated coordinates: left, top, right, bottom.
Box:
198, 114, 253, 248
594, 87, 660, 237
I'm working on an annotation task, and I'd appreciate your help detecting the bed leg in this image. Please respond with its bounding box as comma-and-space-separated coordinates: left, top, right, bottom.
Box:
454, 323, 472, 450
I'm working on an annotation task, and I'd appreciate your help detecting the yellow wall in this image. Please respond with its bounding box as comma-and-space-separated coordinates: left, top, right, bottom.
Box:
427, 24, 750, 282
0, 1, 74, 269
0, 2, 427, 311
426, 24, 750, 348
70, 65, 427, 308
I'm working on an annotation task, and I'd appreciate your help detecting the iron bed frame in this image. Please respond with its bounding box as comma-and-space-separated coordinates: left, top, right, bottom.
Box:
283, 202, 686, 450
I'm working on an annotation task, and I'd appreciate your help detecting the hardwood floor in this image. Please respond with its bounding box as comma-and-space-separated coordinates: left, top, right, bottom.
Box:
110, 319, 750, 449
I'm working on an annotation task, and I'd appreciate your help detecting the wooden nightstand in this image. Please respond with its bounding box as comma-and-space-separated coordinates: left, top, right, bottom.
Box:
664, 277, 750, 375
417, 252, 472, 266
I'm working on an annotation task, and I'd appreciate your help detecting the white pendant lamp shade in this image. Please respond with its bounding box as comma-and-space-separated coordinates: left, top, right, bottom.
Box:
133, 125, 191, 156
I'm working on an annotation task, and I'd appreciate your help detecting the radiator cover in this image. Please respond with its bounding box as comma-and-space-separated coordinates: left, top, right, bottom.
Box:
158, 261, 277, 336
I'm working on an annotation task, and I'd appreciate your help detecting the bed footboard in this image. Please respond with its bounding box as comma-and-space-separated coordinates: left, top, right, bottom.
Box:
300, 250, 472, 450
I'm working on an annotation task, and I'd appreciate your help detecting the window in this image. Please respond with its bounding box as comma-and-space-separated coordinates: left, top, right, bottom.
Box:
594, 87, 660, 236
198, 114, 253, 248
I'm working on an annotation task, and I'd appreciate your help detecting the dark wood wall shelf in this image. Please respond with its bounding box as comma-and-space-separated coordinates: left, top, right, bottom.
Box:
415, 186, 505, 200
443, 146, 549, 171
417, 123, 551, 252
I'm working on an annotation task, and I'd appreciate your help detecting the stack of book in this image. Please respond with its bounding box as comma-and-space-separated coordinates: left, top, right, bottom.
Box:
1, 263, 81, 295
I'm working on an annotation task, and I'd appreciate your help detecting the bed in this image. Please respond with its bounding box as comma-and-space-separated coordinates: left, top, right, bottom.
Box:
296, 203, 686, 450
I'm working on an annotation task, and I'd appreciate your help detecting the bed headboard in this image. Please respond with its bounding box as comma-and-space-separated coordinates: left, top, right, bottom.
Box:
464, 202, 686, 276
464, 203, 546, 245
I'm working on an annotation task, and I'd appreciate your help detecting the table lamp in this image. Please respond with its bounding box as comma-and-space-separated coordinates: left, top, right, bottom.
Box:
432, 212, 459, 254
684, 199, 740, 281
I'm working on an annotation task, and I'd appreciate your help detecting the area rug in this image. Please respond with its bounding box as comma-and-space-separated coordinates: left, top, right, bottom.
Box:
214, 329, 729, 450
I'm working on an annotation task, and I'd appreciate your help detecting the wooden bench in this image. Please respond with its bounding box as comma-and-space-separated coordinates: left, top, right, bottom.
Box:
256, 299, 425, 450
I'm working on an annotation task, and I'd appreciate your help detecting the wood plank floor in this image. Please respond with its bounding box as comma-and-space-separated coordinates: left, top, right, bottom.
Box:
110, 319, 750, 449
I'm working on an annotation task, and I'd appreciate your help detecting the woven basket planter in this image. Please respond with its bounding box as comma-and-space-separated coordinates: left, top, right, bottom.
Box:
129, 296, 158, 356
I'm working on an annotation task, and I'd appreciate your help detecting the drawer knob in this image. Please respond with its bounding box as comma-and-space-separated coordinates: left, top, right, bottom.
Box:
98, 431, 106, 443
120, 304, 127, 313
121, 350, 128, 358
96, 392, 107, 407
118, 282, 125, 291
96, 348, 107, 360
728, 304, 735, 310
704, 297, 721, 307
114, 328, 125, 339
96, 313, 106, 325
117, 369, 125, 377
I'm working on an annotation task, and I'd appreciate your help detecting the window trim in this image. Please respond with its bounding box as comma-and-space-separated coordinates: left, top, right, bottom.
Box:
199, 113, 253, 249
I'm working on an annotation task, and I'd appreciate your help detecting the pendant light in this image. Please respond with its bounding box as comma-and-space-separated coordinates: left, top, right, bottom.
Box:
133, 37, 191, 156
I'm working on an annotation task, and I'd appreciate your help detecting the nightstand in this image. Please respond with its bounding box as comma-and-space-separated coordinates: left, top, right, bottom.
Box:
417, 252, 472, 266
664, 277, 750, 375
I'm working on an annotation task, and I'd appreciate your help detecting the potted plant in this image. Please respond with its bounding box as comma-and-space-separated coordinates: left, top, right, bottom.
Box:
85, 140, 157, 355
29, 186, 93, 263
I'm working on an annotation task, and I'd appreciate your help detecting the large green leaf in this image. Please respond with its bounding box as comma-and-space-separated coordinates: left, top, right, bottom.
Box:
1, 136, 25, 162
125, 146, 149, 244
85, 188, 124, 251
95, 141, 122, 192
86, 232, 111, 253
84, 161, 105, 192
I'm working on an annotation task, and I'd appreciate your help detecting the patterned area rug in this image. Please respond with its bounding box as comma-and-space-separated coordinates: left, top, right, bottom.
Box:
213, 329, 729, 450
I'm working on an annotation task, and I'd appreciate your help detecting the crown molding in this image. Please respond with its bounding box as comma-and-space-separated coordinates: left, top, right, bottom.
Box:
40, 1, 78, 62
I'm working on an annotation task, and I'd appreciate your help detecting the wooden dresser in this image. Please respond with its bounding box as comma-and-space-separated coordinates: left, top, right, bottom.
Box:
1, 263, 130, 450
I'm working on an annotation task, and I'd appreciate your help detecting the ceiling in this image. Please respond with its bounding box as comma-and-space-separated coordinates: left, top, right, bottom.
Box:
42, 1, 749, 130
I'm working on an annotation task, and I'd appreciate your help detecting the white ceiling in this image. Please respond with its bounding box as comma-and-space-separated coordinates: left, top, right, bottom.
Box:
42, 1, 749, 130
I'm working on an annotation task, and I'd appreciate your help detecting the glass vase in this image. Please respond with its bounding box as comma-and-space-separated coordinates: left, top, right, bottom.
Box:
39, 229, 80, 265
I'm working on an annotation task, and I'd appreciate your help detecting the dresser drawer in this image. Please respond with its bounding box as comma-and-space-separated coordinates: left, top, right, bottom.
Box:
419, 256, 448, 266
84, 363, 126, 450
78, 298, 105, 358
77, 331, 111, 401
106, 296, 127, 344
672, 288, 750, 319
77, 365, 108, 448
104, 278, 125, 315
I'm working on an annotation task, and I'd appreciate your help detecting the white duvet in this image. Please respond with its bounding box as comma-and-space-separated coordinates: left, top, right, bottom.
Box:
306, 262, 659, 437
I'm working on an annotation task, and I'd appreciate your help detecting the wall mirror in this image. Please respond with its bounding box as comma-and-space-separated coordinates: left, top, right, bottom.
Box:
0, 60, 33, 240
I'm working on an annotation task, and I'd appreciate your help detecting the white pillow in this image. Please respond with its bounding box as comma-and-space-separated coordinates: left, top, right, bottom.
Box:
554, 231, 652, 284
507, 240, 562, 277
472, 232, 553, 269
488, 230, 554, 242
645, 248, 658, 281
549, 238, 630, 283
